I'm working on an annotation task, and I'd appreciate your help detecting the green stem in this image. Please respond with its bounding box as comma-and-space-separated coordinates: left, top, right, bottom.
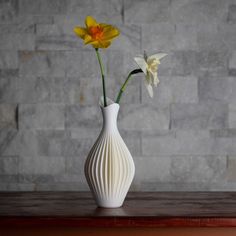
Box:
115, 69, 143, 104
95, 48, 107, 107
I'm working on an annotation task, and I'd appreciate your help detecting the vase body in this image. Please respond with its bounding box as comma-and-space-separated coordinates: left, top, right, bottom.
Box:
84, 100, 135, 208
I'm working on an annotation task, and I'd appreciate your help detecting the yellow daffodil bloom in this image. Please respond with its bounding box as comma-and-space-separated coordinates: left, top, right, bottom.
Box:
74, 16, 120, 49
134, 52, 167, 97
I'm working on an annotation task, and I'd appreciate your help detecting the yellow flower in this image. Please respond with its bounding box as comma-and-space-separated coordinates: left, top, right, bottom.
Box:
74, 16, 120, 49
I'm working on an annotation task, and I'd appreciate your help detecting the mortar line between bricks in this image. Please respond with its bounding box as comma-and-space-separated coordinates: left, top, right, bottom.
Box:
121, 0, 125, 24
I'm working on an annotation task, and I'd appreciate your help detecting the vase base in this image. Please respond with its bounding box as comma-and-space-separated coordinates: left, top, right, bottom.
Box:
96, 199, 124, 208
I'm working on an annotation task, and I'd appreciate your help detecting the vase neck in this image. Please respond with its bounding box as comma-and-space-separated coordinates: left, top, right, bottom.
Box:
101, 103, 120, 132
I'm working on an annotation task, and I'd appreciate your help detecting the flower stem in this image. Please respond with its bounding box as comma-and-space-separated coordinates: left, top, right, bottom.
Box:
95, 48, 107, 107
115, 69, 143, 104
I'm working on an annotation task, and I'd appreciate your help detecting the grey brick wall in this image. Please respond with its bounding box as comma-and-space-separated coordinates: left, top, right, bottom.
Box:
0, 0, 236, 191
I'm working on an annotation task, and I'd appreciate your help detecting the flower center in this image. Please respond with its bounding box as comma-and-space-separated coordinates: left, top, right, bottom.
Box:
89, 26, 104, 40
148, 59, 159, 72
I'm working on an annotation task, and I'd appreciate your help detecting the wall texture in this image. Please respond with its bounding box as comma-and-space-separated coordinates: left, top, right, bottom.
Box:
0, 0, 236, 191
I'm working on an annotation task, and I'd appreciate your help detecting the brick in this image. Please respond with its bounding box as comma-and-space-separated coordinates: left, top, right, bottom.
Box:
170, 0, 229, 24
36, 35, 81, 51
199, 76, 236, 103
0, 130, 38, 156
19, 156, 65, 174
229, 51, 236, 75
209, 182, 236, 191
0, 51, 18, 69
37, 130, 69, 156
195, 22, 226, 51
229, 104, 236, 128
142, 130, 228, 156
210, 129, 236, 138
66, 156, 87, 176
0, 0, 18, 22
106, 50, 126, 78
0, 156, 18, 174
134, 156, 171, 183
54, 173, 87, 184
35, 17, 83, 50
196, 50, 228, 76
131, 182, 212, 191
113, 80, 141, 105
0, 174, 19, 183
65, 105, 102, 129
0, 69, 18, 77
19, 104, 65, 130
142, 23, 199, 52
70, 127, 101, 139
35, 182, 88, 191
124, 0, 170, 24
171, 103, 228, 130
19, 0, 67, 14
227, 156, 236, 181
145, 130, 236, 156
175, 24, 198, 50
18, 76, 67, 103
38, 130, 73, 157
0, 18, 35, 33
0, 76, 18, 103
19, 51, 66, 77
36, 22, 66, 36
65, 50, 103, 78
37, 15, 84, 36
227, 4, 236, 24
119, 130, 142, 156
141, 23, 175, 52
64, 76, 138, 106
18, 173, 55, 183
63, 77, 83, 105
142, 76, 198, 104
134, 155, 226, 184
118, 104, 170, 131
66, 0, 123, 24
0, 34, 35, 50
110, 25, 141, 53
218, 24, 236, 51
156, 51, 197, 76
33, 15, 53, 24
170, 155, 226, 183
0, 104, 17, 129
0, 183, 35, 191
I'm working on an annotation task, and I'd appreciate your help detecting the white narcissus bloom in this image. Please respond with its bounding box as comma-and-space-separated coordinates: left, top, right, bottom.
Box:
134, 52, 167, 97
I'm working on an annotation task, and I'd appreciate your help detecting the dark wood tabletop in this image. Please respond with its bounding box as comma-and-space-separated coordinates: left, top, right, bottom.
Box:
0, 192, 236, 227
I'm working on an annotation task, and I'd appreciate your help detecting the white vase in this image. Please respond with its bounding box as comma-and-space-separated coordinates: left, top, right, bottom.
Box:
84, 98, 135, 208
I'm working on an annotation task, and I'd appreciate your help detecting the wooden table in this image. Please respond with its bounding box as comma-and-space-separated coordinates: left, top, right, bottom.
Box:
0, 192, 236, 236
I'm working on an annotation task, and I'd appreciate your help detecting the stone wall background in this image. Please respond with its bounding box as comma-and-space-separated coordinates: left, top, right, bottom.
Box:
0, 0, 236, 191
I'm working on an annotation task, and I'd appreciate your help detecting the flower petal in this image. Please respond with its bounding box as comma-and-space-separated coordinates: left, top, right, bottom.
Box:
101, 40, 111, 48
149, 53, 167, 61
84, 34, 93, 44
74, 27, 87, 39
152, 72, 160, 87
85, 16, 97, 28
144, 79, 153, 98
90, 41, 100, 48
90, 40, 111, 48
134, 57, 148, 75
102, 26, 120, 40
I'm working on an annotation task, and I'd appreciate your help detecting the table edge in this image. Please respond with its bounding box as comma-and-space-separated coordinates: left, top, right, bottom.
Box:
1, 216, 236, 228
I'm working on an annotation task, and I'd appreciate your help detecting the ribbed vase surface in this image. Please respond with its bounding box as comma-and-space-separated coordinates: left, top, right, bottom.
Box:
84, 99, 135, 208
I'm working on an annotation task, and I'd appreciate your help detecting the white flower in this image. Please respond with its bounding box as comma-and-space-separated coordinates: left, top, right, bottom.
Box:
134, 52, 167, 97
